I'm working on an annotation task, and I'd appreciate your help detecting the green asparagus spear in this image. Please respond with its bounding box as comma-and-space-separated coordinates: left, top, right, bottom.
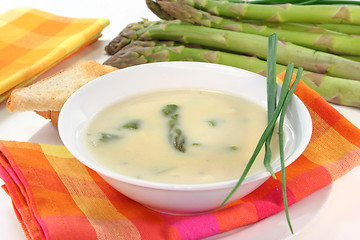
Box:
104, 42, 360, 107
245, 21, 360, 36
216, 0, 360, 5
122, 120, 141, 130
243, 21, 345, 35
343, 55, 360, 62
145, 0, 174, 20
105, 20, 167, 55
315, 23, 360, 35
154, 0, 360, 56
181, 0, 360, 24
97, 133, 121, 142
106, 19, 360, 81
103, 41, 360, 107
162, 104, 186, 152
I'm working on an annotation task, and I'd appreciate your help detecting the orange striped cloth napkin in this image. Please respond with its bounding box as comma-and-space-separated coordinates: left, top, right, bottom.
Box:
0, 77, 360, 240
0, 7, 109, 103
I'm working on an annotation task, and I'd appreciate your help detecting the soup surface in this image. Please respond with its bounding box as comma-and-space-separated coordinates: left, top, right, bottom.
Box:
84, 89, 280, 184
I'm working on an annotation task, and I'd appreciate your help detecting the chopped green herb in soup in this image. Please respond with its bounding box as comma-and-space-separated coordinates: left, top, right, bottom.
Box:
84, 89, 281, 184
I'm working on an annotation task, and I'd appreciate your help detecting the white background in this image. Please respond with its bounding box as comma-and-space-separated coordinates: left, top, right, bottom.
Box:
1, 1, 360, 239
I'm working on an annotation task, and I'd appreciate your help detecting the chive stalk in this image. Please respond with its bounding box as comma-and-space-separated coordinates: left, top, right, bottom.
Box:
264, 33, 278, 180
278, 66, 303, 234
221, 61, 296, 205
222, 34, 303, 233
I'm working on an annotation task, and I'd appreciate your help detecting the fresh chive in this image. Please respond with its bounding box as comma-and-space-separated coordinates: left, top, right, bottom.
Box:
278, 67, 303, 234
222, 36, 304, 236
221, 76, 293, 205
264, 33, 278, 180
230, 146, 239, 150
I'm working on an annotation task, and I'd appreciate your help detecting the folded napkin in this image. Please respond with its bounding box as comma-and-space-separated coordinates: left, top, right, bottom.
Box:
1, 76, 360, 240
0, 7, 109, 103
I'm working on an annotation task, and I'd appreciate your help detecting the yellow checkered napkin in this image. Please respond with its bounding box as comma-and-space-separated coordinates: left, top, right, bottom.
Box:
0, 7, 109, 103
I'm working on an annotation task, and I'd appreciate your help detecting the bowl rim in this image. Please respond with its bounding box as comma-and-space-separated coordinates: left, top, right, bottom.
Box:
58, 61, 312, 191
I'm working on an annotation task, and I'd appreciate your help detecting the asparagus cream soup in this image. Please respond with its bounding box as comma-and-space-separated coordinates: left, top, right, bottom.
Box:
84, 89, 280, 184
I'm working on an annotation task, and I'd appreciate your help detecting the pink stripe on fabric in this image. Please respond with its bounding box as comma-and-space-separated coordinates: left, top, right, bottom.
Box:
35, 214, 50, 240
161, 213, 220, 240
0, 165, 11, 183
0, 144, 28, 194
5, 165, 22, 186
253, 186, 296, 220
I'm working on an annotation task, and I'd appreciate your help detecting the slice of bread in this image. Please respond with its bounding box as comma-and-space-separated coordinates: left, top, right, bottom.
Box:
7, 61, 118, 126
34, 110, 60, 127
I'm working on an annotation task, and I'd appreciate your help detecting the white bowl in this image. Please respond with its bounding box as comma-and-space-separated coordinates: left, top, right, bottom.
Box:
58, 62, 312, 215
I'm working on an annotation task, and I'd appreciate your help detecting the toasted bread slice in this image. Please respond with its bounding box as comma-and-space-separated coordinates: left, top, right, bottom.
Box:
7, 61, 118, 112
34, 110, 60, 127
7, 61, 118, 126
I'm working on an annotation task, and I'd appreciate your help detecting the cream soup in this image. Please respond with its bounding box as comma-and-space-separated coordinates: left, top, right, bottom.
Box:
84, 89, 280, 184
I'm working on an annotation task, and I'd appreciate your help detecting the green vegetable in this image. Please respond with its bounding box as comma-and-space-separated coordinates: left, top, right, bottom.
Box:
104, 40, 360, 107
229, 146, 239, 150
245, 21, 360, 36
104, 20, 360, 81
145, 0, 174, 20
278, 65, 304, 234
314, 23, 360, 35
151, 1, 360, 56
104, 20, 165, 55
162, 104, 179, 115
122, 119, 141, 129
182, 0, 360, 24
222, 63, 302, 205
95, 133, 121, 143
222, 35, 303, 233
264, 34, 277, 179
162, 104, 186, 152
215, 0, 360, 5
207, 120, 217, 127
